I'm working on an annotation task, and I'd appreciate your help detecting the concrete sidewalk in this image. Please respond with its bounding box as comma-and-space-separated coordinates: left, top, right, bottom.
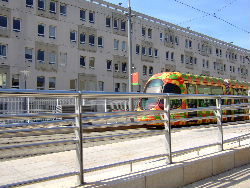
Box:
183, 163, 250, 188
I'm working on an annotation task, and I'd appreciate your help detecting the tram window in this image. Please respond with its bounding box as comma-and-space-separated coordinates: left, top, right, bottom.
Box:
140, 98, 158, 110
197, 85, 211, 94
211, 86, 223, 95
161, 83, 182, 109
144, 79, 163, 93
163, 83, 181, 94
187, 84, 197, 108
197, 85, 212, 107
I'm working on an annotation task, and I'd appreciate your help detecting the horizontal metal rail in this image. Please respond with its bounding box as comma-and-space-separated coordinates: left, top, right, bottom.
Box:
0, 126, 75, 138
0, 113, 76, 120
0, 139, 76, 151
2, 172, 79, 188
0, 119, 74, 129
0, 89, 250, 187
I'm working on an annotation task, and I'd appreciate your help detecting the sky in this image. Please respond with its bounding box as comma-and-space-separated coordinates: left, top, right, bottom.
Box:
106, 0, 250, 50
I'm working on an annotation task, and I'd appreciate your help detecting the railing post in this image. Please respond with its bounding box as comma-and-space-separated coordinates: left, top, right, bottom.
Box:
164, 95, 172, 164
216, 96, 223, 151
75, 92, 84, 185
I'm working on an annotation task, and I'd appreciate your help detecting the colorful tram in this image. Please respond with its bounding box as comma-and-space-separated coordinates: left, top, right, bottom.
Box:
137, 72, 250, 126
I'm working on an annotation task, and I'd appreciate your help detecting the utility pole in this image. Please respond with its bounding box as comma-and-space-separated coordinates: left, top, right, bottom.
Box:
127, 0, 133, 111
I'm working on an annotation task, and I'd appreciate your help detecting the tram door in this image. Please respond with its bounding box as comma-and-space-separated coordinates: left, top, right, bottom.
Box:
186, 84, 197, 118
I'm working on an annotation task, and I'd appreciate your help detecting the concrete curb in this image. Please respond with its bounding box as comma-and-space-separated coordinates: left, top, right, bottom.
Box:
85, 146, 250, 188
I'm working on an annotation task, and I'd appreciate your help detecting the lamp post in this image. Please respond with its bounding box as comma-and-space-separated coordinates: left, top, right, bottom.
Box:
127, 0, 133, 111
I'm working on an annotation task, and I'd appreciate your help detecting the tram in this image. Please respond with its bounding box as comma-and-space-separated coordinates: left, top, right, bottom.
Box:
137, 72, 250, 126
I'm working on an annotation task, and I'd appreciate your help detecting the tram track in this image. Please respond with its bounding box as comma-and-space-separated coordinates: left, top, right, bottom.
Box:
0, 120, 249, 161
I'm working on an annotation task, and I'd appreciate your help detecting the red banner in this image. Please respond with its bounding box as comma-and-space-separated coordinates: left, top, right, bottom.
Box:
132, 72, 139, 85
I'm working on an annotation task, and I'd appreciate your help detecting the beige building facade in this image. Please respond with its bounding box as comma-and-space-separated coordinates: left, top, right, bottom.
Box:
0, 0, 249, 92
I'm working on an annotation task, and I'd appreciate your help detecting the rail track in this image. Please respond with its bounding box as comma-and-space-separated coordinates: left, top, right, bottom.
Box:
1, 120, 250, 161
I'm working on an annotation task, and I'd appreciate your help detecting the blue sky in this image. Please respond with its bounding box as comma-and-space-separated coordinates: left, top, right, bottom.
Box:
106, 0, 250, 50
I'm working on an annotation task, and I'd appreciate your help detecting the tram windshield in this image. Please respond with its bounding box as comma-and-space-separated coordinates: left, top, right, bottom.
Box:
140, 79, 164, 110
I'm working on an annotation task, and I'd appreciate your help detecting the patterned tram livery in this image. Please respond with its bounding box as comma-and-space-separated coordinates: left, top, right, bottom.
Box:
137, 72, 250, 126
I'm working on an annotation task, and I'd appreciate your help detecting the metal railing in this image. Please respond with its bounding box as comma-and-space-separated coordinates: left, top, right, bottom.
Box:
0, 89, 250, 187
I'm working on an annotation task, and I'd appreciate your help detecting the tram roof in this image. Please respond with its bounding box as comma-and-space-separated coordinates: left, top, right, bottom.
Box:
149, 72, 250, 88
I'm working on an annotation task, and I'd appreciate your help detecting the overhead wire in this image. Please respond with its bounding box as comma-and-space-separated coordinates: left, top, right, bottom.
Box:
173, 0, 249, 34
178, 0, 238, 25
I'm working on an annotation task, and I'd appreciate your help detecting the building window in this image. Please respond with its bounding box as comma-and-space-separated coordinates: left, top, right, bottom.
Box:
80, 56, 85, 67
149, 66, 153, 76
160, 33, 163, 41
98, 81, 104, 91
185, 39, 188, 48
98, 37, 103, 47
122, 62, 127, 73
38, 24, 45, 36
202, 59, 205, 68
37, 76, 45, 90
121, 21, 126, 31
80, 9, 86, 21
206, 60, 209, 68
189, 40, 192, 48
190, 56, 193, 65
0, 44, 7, 58
70, 79, 76, 90
122, 83, 127, 92
213, 62, 216, 70
147, 28, 152, 38
79, 33, 85, 44
181, 54, 184, 63
48, 52, 56, 64
142, 27, 146, 36
142, 47, 146, 56
171, 52, 174, 61
49, 1, 57, 13
49, 77, 56, 90
0, 73, 7, 88
89, 34, 95, 46
60, 52, 67, 67
136, 44, 140, 54
154, 49, 158, 58
26, 0, 33, 7
114, 63, 119, 72
70, 31, 76, 42
169, 35, 174, 43
121, 41, 126, 51
194, 57, 197, 64
114, 39, 119, 50
25, 47, 32, 61
113, 19, 118, 29
107, 60, 112, 71
60, 4, 67, 16
115, 83, 120, 92
166, 51, 169, 60
175, 36, 179, 45
143, 65, 147, 75
89, 57, 95, 69
13, 18, 21, 32
106, 17, 111, 27
148, 47, 152, 57
165, 34, 169, 42
89, 12, 94, 23
37, 49, 45, 63
12, 74, 19, 89
0, 15, 7, 28
49, 25, 56, 39
38, 0, 45, 10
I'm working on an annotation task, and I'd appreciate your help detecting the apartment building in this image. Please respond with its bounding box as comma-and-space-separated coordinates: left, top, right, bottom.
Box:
0, 0, 249, 92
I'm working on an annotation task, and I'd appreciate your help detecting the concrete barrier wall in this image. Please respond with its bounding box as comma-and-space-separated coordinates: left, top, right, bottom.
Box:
94, 146, 250, 188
